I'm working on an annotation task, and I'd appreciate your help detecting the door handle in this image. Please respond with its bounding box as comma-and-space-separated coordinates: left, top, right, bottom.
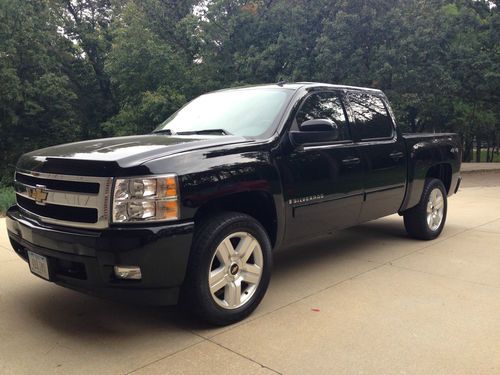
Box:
389, 151, 404, 160
341, 157, 361, 166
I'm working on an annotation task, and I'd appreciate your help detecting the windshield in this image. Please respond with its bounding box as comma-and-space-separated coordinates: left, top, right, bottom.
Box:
154, 88, 292, 137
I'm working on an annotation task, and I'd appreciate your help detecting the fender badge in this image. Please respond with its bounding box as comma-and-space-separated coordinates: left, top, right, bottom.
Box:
288, 194, 324, 205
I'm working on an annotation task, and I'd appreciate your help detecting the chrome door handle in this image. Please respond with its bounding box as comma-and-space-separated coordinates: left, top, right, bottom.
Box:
389, 151, 404, 160
341, 157, 361, 166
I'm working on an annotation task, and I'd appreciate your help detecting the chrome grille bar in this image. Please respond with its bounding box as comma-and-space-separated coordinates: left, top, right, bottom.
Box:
14, 182, 100, 208
14, 171, 112, 229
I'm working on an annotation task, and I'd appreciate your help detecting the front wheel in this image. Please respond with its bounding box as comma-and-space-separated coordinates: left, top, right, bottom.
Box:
403, 178, 448, 240
184, 212, 272, 325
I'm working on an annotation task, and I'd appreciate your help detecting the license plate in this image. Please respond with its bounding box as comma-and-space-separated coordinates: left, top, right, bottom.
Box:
27, 251, 50, 280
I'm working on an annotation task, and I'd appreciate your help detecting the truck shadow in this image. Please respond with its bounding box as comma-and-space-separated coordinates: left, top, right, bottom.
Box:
22, 216, 425, 337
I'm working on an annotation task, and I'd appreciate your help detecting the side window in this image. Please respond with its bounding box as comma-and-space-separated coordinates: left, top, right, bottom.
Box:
347, 92, 394, 139
294, 92, 350, 141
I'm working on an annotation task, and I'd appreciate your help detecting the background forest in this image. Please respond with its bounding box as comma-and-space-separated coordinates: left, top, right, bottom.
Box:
0, 0, 499, 197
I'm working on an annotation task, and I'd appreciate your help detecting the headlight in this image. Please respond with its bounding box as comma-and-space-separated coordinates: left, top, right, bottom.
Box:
112, 175, 179, 223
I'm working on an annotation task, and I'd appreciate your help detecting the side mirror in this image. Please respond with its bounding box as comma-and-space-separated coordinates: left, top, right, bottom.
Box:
290, 119, 340, 145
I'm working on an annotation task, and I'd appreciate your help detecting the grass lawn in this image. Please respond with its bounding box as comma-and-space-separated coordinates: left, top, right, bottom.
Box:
471, 149, 500, 162
478, 150, 500, 162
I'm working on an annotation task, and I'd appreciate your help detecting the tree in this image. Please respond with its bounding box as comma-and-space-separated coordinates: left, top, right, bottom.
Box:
103, 2, 189, 135
1, 0, 500, 188
0, 0, 79, 185
55, 0, 122, 138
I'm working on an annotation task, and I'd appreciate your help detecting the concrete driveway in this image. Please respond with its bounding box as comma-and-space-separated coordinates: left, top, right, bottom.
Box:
1, 173, 500, 374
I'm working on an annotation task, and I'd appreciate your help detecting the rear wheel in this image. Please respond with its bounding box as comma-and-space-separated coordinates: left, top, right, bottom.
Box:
403, 178, 447, 240
184, 212, 272, 325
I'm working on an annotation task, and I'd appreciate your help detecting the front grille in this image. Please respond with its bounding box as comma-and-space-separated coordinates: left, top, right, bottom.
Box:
15, 172, 100, 194
14, 171, 111, 229
17, 195, 98, 223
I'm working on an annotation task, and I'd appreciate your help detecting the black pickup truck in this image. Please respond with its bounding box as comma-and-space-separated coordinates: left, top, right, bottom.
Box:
6, 83, 462, 325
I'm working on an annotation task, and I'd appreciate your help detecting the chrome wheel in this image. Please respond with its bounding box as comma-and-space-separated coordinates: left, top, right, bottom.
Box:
426, 188, 444, 231
208, 231, 263, 310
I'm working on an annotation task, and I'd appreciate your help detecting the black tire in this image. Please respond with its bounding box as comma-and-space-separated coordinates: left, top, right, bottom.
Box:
183, 212, 272, 326
403, 178, 448, 240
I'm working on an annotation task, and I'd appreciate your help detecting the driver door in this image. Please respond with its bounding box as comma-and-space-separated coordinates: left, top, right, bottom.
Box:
278, 91, 364, 242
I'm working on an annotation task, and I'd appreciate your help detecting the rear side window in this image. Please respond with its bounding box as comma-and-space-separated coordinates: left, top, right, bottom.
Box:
294, 92, 350, 141
347, 92, 394, 140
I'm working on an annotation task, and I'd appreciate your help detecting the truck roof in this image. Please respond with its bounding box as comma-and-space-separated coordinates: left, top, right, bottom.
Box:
214, 82, 383, 94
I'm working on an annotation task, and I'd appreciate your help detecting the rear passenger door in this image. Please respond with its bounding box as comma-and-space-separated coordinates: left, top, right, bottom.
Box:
345, 91, 407, 222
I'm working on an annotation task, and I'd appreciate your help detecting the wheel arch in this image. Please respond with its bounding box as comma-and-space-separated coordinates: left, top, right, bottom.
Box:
193, 191, 279, 248
401, 161, 453, 212
425, 163, 452, 193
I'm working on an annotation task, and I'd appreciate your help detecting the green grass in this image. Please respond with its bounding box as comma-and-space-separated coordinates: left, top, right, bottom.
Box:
0, 187, 15, 216
479, 150, 500, 162
469, 149, 500, 162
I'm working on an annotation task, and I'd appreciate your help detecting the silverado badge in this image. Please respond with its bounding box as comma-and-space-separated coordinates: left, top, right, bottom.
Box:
28, 185, 48, 205
288, 194, 324, 205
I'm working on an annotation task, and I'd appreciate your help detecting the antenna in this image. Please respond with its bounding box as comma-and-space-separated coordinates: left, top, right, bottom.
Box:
276, 80, 287, 87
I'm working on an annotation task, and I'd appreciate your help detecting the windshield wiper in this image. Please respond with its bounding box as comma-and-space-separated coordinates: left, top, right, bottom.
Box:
175, 128, 232, 136
153, 129, 176, 135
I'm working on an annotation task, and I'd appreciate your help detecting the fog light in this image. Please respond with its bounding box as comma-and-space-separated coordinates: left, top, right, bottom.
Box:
114, 265, 142, 280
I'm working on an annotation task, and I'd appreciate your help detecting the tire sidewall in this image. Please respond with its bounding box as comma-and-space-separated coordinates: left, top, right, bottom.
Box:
189, 213, 272, 325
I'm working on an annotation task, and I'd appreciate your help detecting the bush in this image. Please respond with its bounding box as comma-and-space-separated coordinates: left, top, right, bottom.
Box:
0, 187, 15, 216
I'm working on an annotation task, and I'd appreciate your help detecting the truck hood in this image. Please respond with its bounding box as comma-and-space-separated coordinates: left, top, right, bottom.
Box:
17, 134, 254, 176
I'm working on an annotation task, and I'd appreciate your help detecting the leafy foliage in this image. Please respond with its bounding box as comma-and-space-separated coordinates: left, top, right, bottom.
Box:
0, 187, 15, 215
0, 0, 79, 185
0, 0, 499, 187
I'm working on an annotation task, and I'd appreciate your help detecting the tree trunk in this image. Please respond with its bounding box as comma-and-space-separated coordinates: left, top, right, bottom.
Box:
475, 135, 481, 162
410, 118, 416, 133
463, 137, 473, 162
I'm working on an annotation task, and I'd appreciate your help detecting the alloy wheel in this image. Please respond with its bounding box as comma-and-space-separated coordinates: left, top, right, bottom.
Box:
208, 231, 263, 309
426, 188, 444, 231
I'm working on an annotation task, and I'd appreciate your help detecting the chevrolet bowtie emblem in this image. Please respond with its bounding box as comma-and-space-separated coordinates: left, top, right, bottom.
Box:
28, 186, 48, 204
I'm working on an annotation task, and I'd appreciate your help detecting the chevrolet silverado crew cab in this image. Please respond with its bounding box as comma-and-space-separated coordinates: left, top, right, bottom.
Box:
6, 83, 462, 325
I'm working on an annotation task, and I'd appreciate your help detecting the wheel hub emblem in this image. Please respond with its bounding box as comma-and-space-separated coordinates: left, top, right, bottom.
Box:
229, 263, 239, 275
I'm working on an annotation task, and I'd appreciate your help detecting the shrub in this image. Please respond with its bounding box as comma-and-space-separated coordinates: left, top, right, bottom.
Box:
0, 187, 15, 216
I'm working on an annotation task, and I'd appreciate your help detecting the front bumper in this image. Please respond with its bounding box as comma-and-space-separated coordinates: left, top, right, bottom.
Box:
6, 206, 194, 305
